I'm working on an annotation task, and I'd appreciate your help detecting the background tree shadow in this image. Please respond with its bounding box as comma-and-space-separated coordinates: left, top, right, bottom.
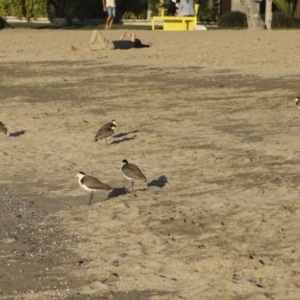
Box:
147, 175, 168, 189
9, 130, 26, 137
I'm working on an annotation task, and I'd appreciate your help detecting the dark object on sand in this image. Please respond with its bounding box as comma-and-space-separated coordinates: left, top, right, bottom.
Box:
0, 121, 8, 134
0, 17, 13, 30
295, 96, 300, 109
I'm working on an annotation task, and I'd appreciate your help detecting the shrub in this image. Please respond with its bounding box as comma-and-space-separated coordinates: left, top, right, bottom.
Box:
273, 0, 295, 17
218, 11, 247, 28
122, 11, 147, 20
271, 11, 300, 28
199, 7, 219, 22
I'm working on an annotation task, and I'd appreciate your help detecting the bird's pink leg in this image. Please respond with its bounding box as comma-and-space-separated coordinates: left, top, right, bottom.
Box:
126, 181, 134, 193
89, 191, 94, 206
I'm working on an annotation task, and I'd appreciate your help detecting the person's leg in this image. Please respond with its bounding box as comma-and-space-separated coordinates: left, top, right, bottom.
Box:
107, 7, 115, 30
89, 30, 113, 50
89, 30, 100, 45
105, 7, 112, 30
105, 16, 111, 30
107, 16, 113, 29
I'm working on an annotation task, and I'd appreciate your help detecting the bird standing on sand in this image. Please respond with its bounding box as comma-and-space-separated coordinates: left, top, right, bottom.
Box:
94, 120, 117, 146
122, 160, 147, 193
76, 172, 112, 205
294, 96, 300, 109
0, 121, 7, 134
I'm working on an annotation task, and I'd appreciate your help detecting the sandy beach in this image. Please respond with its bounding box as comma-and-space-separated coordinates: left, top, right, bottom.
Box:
0, 28, 300, 299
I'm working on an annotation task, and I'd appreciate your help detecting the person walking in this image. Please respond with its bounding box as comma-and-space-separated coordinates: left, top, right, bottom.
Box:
102, 0, 116, 30
178, 0, 195, 16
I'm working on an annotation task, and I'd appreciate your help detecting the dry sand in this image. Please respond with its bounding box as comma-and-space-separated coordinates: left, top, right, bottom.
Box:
0, 28, 300, 299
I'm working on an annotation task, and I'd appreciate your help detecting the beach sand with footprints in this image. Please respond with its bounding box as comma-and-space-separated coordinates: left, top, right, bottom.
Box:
0, 28, 300, 299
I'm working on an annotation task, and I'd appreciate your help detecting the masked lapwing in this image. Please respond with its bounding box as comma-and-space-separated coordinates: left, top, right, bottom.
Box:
122, 160, 147, 193
94, 120, 117, 146
0, 121, 7, 134
76, 172, 112, 205
294, 96, 300, 109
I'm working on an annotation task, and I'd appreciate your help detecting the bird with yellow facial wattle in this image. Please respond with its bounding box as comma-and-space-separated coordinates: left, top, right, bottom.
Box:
94, 120, 117, 146
76, 172, 112, 205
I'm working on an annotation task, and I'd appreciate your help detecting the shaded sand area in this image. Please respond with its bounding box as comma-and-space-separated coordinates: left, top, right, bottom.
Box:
0, 29, 300, 299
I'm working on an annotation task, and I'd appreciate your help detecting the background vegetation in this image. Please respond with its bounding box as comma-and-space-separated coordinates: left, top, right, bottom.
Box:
271, 10, 300, 26
218, 11, 248, 27
0, 0, 148, 24
0, 0, 299, 26
218, 10, 300, 28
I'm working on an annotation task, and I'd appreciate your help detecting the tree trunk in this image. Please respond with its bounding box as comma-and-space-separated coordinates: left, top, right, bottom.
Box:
241, 0, 266, 28
294, 0, 300, 18
63, 0, 73, 26
47, 0, 73, 25
147, 1, 153, 21
64, 14, 73, 25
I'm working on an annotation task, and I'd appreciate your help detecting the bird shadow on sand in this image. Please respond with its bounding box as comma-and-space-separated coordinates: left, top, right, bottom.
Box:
147, 175, 168, 189
107, 187, 128, 199
110, 135, 137, 145
106, 185, 149, 199
114, 130, 139, 139
9, 130, 26, 137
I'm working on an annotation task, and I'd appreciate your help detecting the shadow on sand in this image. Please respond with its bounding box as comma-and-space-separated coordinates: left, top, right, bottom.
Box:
147, 175, 168, 189
110, 135, 137, 145
9, 130, 26, 137
114, 130, 139, 139
107, 187, 128, 199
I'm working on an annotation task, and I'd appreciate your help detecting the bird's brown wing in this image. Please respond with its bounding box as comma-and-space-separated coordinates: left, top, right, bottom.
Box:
95, 123, 114, 141
0, 121, 7, 134
123, 164, 147, 181
83, 175, 112, 190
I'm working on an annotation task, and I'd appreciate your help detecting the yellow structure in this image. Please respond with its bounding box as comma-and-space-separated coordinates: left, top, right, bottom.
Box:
152, 4, 199, 31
